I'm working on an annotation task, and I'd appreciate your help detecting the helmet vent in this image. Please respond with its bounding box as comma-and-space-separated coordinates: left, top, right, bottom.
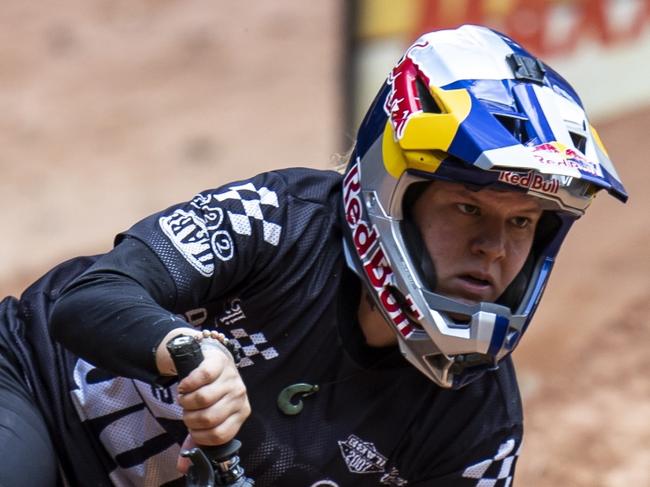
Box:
494, 113, 529, 143
424, 353, 450, 373
569, 131, 587, 153
416, 78, 442, 114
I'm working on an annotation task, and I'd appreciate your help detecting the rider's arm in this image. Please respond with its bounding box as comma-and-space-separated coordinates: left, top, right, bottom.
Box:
50, 236, 198, 383
51, 170, 339, 384
51, 236, 250, 452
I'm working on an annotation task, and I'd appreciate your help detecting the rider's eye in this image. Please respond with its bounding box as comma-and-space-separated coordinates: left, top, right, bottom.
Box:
457, 203, 480, 216
510, 216, 531, 228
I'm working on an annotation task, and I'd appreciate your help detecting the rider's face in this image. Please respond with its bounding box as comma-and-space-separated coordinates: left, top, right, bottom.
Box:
413, 181, 543, 305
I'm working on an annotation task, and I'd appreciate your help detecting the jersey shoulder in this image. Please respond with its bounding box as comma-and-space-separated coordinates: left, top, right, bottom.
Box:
388, 357, 522, 484
118, 167, 344, 304
19, 255, 100, 315
268, 167, 343, 206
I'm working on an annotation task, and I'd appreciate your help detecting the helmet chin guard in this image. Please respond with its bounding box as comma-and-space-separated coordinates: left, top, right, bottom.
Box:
343, 25, 627, 388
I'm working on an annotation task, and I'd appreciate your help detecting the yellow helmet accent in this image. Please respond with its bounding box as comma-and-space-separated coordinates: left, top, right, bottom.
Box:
382, 86, 472, 179
382, 123, 446, 178
589, 124, 610, 158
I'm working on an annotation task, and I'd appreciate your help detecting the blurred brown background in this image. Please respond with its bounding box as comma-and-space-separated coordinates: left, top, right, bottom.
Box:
1, 1, 648, 485
0, 0, 342, 295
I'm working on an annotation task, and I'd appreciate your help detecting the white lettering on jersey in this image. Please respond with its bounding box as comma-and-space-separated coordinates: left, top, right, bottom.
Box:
218, 298, 246, 326
70, 359, 183, 486
184, 307, 208, 327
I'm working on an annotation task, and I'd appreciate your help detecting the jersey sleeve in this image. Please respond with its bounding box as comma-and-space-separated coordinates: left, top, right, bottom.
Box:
411, 429, 523, 486
121, 170, 313, 308
51, 168, 342, 383
50, 237, 186, 383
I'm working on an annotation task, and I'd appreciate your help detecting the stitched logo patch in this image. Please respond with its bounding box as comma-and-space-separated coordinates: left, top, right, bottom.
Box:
338, 434, 387, 474
159, 209, 220, 276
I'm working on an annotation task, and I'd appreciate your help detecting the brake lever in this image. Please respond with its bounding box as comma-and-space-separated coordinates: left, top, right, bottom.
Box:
167, 334, 254, 487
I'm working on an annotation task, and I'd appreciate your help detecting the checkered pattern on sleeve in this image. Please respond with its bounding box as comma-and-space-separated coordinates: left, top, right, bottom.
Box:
214, 182, 282, 246
461, 438, 521, 487
228, 327, 279, 368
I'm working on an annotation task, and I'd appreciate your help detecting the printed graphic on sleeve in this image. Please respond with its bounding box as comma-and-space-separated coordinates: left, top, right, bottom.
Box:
190, 192, 235, 262
217, 298, 246, 326
214, 182, 282, 246
228, 327, 279, 368
461, 438, 520, 487
159, 209, 217, 276
159, 193, 235, 276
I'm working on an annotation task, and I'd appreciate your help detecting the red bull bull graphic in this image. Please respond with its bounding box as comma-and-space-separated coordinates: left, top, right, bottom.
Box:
532, 142, 599, 175
383, 40, 430, 140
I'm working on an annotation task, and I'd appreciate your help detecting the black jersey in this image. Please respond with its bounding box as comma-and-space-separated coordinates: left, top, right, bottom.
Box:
17, 168, 523, 486
6, 255, 114, 486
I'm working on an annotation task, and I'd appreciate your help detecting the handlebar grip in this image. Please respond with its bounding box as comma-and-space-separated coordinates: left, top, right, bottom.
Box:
167, 334, 203, 379
167, 334, 253, 487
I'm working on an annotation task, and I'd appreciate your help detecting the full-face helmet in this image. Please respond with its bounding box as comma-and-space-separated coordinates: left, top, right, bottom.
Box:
342, 24, 627, 388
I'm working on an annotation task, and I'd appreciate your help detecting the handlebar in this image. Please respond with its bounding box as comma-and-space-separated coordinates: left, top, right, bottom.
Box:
167, 334, 254, 487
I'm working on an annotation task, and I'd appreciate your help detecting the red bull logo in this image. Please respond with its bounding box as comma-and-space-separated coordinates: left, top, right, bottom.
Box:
362, 244, 424, 337
343, 163, 378, 258
498, 170, 560, 194
343, 162, 423, 337
383, 40, 430, 140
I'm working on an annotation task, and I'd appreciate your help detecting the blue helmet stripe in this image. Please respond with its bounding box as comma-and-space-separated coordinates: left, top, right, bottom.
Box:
356, 83, 391, 159
543, 65, 584, 107
442, 79, 523, 163
514, 83, 556, 143
523, 258, 554, 317
488, 315, 510, 357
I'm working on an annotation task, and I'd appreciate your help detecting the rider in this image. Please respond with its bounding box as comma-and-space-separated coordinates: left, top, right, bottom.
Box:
0, 25, 627, 486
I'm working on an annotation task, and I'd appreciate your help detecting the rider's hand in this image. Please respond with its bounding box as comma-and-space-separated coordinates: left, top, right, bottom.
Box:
173, 338, 251, 474
177, 339, 250, 440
